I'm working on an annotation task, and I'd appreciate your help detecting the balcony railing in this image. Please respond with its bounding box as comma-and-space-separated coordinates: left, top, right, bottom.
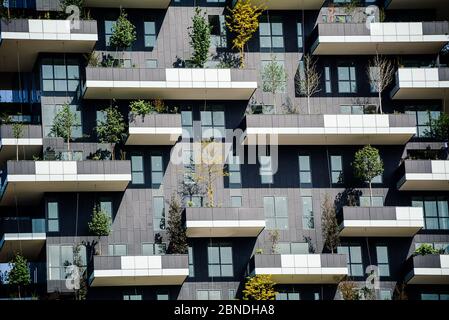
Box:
397, 160, 449, 191
127, 113, 182, 145
405, 254, 449, 284
232, 0, 324, 10
85, 0, 171, 8
0, 124, 43, 165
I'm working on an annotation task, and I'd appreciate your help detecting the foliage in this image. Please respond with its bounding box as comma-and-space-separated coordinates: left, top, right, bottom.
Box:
12, 121, 24, 161
130, 100, 154, 116
242, 275, 277, 300
226, 0, 265, 68
7, 253, 31, 299
413, 243, 440, 256
296, 55, 321, 114
367, 54, 395, 114
353, 145, 384, 202
153, 99, 167, 114
321, 194, 340, 253
84, 51, 100, 67
96, 105, 126, 159
166, 194, 188, 254
188, 7, 212, 68
60, 0, 85, 18
268, 229, 279, 254
262, 55, 288, 114
360, 286, 375, 300
50, 104, 76, 154
73, 244, 87, 300
393, 283, 408, 300
110, 9, 136, 50
338, 280, 360, 300
88, 205, 112, 237
426, 113, 449, 141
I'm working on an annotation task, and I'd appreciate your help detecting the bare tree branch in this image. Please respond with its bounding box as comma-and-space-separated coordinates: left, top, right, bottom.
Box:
367, 54, 395, 114
296, 55, 321, 114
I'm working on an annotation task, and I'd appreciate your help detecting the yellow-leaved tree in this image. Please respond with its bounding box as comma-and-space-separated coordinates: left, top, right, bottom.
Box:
243, 275, 277, 300
226, 0, 265, 68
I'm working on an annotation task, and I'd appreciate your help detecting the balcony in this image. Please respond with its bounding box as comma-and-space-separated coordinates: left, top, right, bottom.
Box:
391, 68, 449, 100
232, 0, 324, 10
85, 0, 171, 8
0, 160, 131, 206
405, 254, 449, 284
245, 114, 416, 145
0, 218, 46, 262
185, 207, 266, 238
0, 125, 43, 165
397, 160, 449, 191
339, 206, 424, 237
89, 255, 189, 286
84, 67, 258, 100
252, 254, 348, 284
311, 22, 449, 55
0, 19, 98, 72
126, 113, 182, 145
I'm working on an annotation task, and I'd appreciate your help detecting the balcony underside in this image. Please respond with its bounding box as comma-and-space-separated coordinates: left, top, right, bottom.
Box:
89, 273, 188, 287
0, 233, 46, 262
84, 0, 171, 8
84, 84, 256, 100
392, 87, 449, 100
0, 38, 97, 72
398, 176, 449, 191
186, 221, 265, 238
313, 41, 446, 55
126, 128, 182, 145
245, 131, 415, 145
1, 179, 130, 206
406, 272, 449, 284
339, 224, 423, 237
0, 143, 43, 165
255, 269, 347, 284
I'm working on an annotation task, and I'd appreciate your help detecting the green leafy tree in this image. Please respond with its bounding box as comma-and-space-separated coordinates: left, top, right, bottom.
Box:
426, 113, 449, 141
353, 145, 384, 205
262, 56, 288, 114
88, 205, 112, 255
188, 7, 212, 68
96, 105, 126, 160
7, 253, 31, 299
12, 121, 24, 161
226, 0, 265, 68
110, 9, 136, 63
242, 275, 277, 300
130, 100, 154, 117
338, 280, 360, 300
50, 104, 76, 158
166, 194, 188, 254
413, 243, 440, 256
72, 244, 87, 300
321, 193, 340, 253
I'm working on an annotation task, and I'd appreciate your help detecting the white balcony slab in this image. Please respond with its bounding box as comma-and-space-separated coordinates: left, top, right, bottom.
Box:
391, 68, 449, 99
0, 233, 46, 262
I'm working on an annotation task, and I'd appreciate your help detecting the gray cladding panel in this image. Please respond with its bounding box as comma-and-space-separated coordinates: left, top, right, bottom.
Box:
404, 160, 433, 174
186, 207, 264, 221
343, 206, 397, 221
129, 113, 181, 128
412, 255, 441, 268
0, 125, 43, 139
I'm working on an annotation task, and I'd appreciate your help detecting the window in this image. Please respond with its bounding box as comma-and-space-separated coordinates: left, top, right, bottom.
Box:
42, 58, 80, 92
297, 22, 303, 49
209, 15, 227, 48
201, 107, 225, 140
197, 290, 221, 300
207, 243, 233, 277
206, 0, 225, 2
360, 196, 384, 207
380, 290, 392, 300
231, 196, 242, 208
131, 154, 145, 184
405, 109, 441, 138
338, 245, 363, 277
123, 294, 142, 300
228, 156, 241, 188
108, 244, 127, 256
338, 66, 357, 93
277, 242, 309, 254
276, 292, 300, 300
151, 155, 163, 187
100, 199, 113, 219
105, 20, 115, 46
330, 155, 343, 184
340, 104, 377, 115
412, 197, 449, 230
302, 197, 314, 229
188, 246, 195, 277
264, 196, 288, 230
228, 289, 236, 300
298, 155, 312, 186
421, 293, 449, 300
142, 243, 166, 255
181, 109, 193, 139
324, 67, 332, 93
153, 197, 165, 231
48, 245, 86, 280
42, 104, 82, 138
47, 201, 59, 232
144, 21, 156, 48
259, 156, 273, 184
259, 17, 284, 50
145, 59, 158, 68
157, 292, 169, 300
376, 246, 390, 277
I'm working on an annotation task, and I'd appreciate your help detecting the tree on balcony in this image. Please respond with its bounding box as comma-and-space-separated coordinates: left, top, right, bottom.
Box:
226, 0, 265, 68
242, 275, 277, 300
166, 194, 188, 254
10, 118, 24, 162
72, 243, 87, 300
7, 253, 31, 300
95, 105, 126, 160
88, 205, 112, 255
321, 194, 340, 254
110, 9, 136, 63
51, 104, 76, 159
353, 145, 384, 205
130, 100, 154, 117
367, 54, 395, 114
188, 7, 212, 68
262, 55, 288, 114
296, 55, 321, 114
426, 113, 449, 142
338, 279, 360, 300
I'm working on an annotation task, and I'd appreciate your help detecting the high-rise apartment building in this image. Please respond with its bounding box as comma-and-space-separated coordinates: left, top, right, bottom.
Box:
0, 0, 448, 301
